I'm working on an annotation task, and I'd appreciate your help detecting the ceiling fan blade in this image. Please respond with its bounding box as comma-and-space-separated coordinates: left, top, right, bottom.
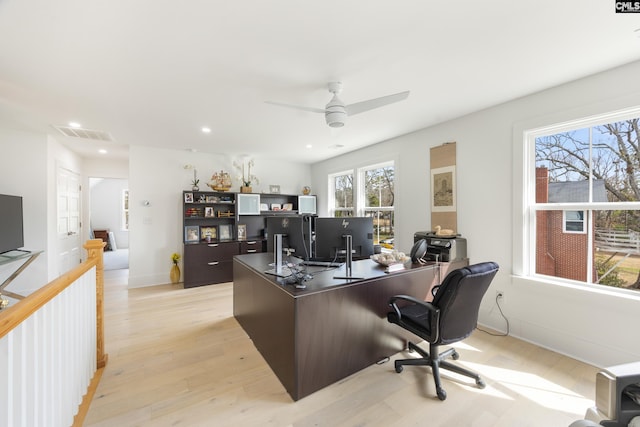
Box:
345, 91, 410, 116
264, 101, 326, 114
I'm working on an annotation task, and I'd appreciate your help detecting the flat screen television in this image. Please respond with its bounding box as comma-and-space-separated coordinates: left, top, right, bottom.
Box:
265, 216, 313, 260
0, 194, 24, 254
314, 217, 374, 261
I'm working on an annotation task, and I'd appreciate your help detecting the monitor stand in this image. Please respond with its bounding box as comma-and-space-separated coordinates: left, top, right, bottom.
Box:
334, 234, 364, 280
265, 234, 292, 277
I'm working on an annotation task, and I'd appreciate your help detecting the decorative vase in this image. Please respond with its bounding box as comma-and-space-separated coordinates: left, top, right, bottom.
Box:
241, 186, 252, 193
192, 184, 199, 191
170, 264, 180, 284
302, 186, 311, 195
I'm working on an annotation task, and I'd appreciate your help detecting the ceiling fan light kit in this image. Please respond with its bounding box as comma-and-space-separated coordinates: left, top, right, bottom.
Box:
266, 82, 409, 128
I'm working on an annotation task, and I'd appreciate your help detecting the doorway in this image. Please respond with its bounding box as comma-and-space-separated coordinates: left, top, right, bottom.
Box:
89, 178, 129, 271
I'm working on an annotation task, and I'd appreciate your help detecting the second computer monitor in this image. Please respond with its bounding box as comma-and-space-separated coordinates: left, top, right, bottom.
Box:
265, 216, 313, 259
314, 217, 374, 261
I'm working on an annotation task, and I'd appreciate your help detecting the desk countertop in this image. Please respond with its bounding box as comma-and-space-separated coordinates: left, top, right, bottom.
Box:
233, 252, 439, 297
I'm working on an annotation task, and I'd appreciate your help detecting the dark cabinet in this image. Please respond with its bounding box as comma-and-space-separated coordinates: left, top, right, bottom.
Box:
240, 240, 264, 254
183, 242, 240, 288
182, 190, 314, 287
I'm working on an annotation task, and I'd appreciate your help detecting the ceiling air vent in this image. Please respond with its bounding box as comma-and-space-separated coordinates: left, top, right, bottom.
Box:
53, 125, 114, 142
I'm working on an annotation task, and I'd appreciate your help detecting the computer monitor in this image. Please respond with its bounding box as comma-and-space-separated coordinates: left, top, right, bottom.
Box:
265, 216, 312, 260
313, 217, 374, 262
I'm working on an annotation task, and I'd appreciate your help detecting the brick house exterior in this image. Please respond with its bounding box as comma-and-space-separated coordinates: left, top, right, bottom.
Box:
535, 167, 607, 281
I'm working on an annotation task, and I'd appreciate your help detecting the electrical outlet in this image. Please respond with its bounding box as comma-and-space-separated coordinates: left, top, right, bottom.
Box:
496, 290, 505, 303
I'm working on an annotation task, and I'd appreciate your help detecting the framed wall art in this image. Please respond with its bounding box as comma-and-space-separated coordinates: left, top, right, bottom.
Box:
431, 165, 456, 212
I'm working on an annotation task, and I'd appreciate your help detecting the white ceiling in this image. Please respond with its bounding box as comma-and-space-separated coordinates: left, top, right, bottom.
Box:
1, 0, 639, 163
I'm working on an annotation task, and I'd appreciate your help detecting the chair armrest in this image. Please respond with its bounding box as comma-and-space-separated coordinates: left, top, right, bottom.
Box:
388, 294, 438, 321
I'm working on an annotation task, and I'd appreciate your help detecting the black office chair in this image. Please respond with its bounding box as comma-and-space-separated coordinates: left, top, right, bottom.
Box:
387, 261, 499, 400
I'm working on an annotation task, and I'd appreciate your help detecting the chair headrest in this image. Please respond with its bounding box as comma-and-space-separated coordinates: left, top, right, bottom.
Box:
464, 261, 499, 276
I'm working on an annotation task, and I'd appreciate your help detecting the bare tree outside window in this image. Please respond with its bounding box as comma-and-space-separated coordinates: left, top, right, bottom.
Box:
534, 118, 640, 290
333, 173, 353, 217
363, 165, 394, 248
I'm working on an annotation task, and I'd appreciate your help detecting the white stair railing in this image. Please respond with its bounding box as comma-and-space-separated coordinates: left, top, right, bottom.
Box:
0, 240, 107, 427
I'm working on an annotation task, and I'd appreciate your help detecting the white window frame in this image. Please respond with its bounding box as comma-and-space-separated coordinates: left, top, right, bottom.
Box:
328, 170, 355, 217
563, 210, 586, 234
516, 105, 640, 292
358, 161, 395, 242
328, 161, 395, 246
122, 189, 129, 231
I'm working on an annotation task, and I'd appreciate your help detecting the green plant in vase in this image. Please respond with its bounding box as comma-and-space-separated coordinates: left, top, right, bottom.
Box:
170, 252, 181, 284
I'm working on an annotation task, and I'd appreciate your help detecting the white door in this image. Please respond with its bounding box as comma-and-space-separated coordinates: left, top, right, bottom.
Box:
57, 166, 81, 275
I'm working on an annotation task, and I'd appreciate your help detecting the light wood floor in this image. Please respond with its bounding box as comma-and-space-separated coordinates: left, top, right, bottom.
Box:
85, 269, 598, 427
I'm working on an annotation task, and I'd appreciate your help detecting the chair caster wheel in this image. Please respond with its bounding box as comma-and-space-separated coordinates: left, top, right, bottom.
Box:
436, 388, 447, 401
476, 378, 486, 388
395, 363, 403, 373
451, 350, 459, 360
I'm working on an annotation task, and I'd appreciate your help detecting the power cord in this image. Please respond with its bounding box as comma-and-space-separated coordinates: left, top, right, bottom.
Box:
477, 293, 510, 337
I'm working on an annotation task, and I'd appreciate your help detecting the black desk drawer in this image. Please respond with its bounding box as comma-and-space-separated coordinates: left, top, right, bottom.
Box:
240, 240, 263, 254
184, 242, 240, 287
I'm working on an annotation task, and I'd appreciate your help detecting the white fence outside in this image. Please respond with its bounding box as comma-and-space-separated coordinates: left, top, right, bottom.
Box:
595, 228, 640, 254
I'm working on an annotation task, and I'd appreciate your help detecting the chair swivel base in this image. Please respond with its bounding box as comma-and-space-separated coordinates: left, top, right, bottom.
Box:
394, 341, 486, 400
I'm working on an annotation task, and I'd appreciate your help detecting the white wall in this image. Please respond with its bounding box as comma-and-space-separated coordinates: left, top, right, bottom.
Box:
90, 178, 129, 249
311, 59, 640, 368
0, 130, 48, 294
0, 130, 82, 295
127, 145, 311, 287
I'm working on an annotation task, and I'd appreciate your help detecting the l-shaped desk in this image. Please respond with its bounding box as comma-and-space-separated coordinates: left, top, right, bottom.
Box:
233, 253, 447, 401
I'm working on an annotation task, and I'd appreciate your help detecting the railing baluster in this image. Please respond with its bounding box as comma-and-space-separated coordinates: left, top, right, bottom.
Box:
0, 239, 106, 427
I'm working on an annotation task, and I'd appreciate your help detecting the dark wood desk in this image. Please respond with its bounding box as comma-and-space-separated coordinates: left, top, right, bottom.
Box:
233, 253, 439, 400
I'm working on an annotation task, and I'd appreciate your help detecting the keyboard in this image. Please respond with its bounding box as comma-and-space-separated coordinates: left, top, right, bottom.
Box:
264, 267, 293, 277
300, 260, 344, 268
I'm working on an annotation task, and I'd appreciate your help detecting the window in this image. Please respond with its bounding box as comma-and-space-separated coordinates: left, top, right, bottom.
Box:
563, 210, 586, 233
329, 172, 354, 217
328, 162, 395, 248
122, 189, 129, 231
527, 112, 640, 291
361, 163, 394, 247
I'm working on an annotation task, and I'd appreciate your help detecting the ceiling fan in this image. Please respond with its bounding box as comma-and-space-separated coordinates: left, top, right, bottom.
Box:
265, 82, 410, 128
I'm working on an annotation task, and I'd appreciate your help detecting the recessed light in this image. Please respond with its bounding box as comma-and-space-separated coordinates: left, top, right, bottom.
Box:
201, 127, 211, 133
98, 149, 107, 154
306, 144, 312, 149
69, 121, 81, 128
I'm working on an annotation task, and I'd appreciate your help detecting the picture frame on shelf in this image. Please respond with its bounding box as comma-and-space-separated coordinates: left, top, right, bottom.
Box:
260, 203, 269, 211
204, 207, 214, 217
269, 185, 280, 194
271, 203, 281, 211
184, 192, 194, 203
200, 226, 217, 242
185, 225, 199, 242
219, 224, 233, 240
282, 203, 293, 211
237, 224, 247, 240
